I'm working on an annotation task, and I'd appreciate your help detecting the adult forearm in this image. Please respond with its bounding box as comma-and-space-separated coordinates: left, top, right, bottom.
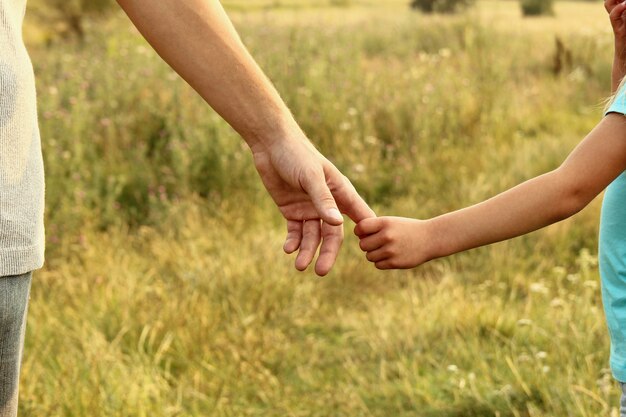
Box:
116, 0, 302, 151
428, 171, 581, 260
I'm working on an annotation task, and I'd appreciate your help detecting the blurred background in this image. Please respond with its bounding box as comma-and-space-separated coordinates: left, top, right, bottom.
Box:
20, 0, 617, 415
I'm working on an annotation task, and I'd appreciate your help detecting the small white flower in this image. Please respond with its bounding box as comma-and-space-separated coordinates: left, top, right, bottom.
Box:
567, 67, 586, 83
530, 282, 549, 294
439, 48, 451, 58
584, 280, 598, 289
447, 365, 458, 373
496, 384, 513, 395
535, 351, 548, 360
550, 298, 564, 308
297, 87, 312, 97
567, 274, 580, 283
339, 121, 351, 131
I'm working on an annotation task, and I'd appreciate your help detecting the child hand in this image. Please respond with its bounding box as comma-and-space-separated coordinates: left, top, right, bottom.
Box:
354, 216, 434, 270
606, 0, 626, 54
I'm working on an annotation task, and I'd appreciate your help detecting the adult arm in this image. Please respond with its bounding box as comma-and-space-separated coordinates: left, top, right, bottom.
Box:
115, 0, 375, 275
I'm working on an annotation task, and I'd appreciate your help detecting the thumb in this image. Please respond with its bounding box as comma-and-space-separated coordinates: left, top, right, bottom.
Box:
301, 170, 344, 226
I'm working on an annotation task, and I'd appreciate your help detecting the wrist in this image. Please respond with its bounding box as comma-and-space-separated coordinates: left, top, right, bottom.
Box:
244, 110, 307, 155
422, 218, 446, 261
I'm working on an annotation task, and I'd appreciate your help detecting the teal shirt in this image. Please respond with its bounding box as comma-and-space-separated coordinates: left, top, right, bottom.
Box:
601, 90, 626, 382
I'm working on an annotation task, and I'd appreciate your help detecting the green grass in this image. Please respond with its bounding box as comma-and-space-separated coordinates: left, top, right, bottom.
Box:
19, 1, 622, 415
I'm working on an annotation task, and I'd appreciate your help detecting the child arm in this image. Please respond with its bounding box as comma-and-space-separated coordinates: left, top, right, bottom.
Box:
355, 115, 626, 269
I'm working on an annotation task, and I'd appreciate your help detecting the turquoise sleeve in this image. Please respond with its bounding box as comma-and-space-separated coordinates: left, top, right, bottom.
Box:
607, 84, 626, 116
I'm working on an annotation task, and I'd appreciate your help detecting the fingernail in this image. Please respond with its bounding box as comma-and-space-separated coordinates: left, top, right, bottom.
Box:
328, 208, 343, 223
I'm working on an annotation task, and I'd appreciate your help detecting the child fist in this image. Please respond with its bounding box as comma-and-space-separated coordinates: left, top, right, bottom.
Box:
354, 216, 435, 270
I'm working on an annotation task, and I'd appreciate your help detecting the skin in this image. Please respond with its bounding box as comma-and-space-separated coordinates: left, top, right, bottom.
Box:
114, 0, 375, 276
355, 2, 626, 270
607, 0, 626, 92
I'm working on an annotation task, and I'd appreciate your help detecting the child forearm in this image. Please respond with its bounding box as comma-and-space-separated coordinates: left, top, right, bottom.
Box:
356, 116, 626, 270
354, 169, 587, 269
429, 115, 626, 260
427, 171, 580, 260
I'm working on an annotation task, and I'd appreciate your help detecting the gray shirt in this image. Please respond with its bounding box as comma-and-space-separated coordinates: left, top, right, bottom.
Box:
0, 0, 45, 275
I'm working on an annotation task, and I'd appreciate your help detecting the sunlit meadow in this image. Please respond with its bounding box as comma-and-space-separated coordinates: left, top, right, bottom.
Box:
18, 1, 621, 415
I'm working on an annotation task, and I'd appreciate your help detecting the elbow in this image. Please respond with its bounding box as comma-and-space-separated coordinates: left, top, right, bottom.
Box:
551, 194, 586, 223
549, 170, 593, 222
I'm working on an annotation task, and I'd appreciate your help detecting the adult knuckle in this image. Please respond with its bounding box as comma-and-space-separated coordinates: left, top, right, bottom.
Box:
321, 196, 336, 206
303, 168, 323, 185
338, 176, 356, 196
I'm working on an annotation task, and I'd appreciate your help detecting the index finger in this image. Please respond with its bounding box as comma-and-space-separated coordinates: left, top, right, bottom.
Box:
331, 173, 376, 223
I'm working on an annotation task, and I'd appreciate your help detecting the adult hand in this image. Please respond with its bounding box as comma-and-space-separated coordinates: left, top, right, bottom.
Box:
252, 138, 375, 276
115, 0, 375, 275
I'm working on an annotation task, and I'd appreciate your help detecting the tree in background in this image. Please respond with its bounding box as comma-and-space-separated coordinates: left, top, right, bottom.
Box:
28, 0, 113, 40
520, 0, 554, 16
410, 0, 475, 14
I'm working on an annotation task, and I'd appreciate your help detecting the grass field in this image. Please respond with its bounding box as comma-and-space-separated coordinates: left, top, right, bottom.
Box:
20, 1, 623, 416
